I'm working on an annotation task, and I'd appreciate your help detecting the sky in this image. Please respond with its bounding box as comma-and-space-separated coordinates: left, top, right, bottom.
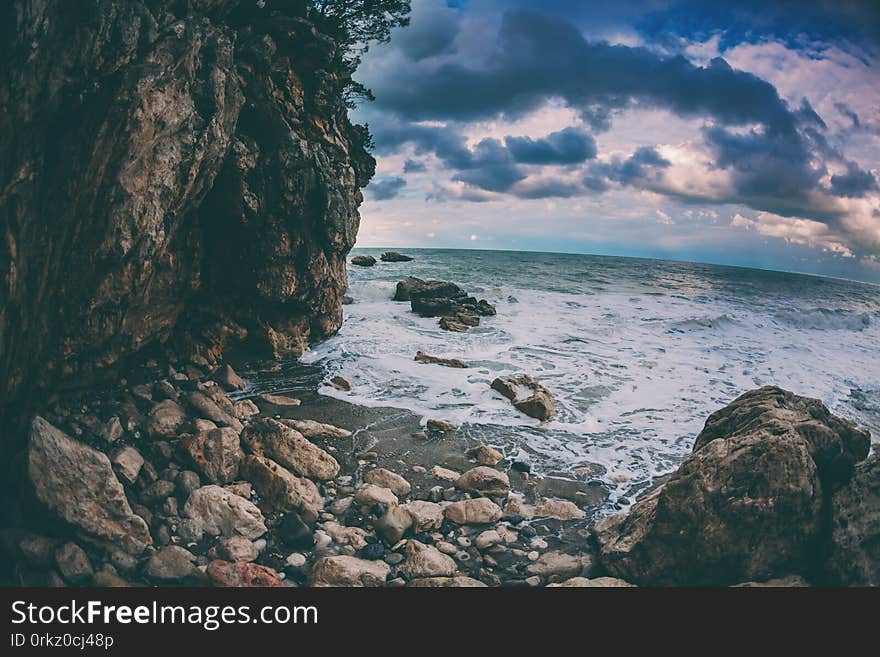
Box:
351, 0, 880, 283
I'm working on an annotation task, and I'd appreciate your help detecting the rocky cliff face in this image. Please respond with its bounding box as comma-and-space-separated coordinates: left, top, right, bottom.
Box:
0, 1, 374, 421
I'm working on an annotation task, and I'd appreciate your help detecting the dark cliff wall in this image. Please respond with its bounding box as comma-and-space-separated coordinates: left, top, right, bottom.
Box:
0, 1, 375, 414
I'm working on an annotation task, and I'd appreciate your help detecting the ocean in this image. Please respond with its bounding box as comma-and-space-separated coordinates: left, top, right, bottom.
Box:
293, 249, 880, 507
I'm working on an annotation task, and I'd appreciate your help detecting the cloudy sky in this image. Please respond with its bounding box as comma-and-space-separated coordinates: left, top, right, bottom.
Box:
351, 0, 880, 283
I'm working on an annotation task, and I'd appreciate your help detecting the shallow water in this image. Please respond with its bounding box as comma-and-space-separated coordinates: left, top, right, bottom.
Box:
277, 249, 880, 506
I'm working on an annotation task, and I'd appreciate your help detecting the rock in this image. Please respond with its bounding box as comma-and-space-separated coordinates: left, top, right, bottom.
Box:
491, 374, 556, 420
183, 485, 266, 540
206, 561, 283, 587
594, 387, 868, 586
285, 553, 307, 568
100, 417, 124, 444
242, 418, 339, 481
257, 393, 301, 407
547, 576, 635, 587
354, 483, 399, 508
827, 454, 880, 585
144, 546, 199, 582
351, 255, 377, 267
526, 551, 592, 581
444, 498, 503, 525
176, 470, 201, 498
232, 399, 260, 419
188, 391, 243, 432
439, 317, 469, 332
28, 417, 151, 555
456, 466, 511, 497
92, 570, 130, 587
140, 480, 175, 504
393, 277, 462, 303
240, 455, 323, 523
111, 446, 144, 485
364, 468, 412, 497
194, 419, 218, 433
280, 418, 352, 439
375, 506, 414, 544
534, 497, 585, 520
408, 576, 488, 587
732, 575, 810, 587
211, 536, 259, 563
380, 251, 414, 262
467, 444, 503, 466
360, 543, 385, 560
427, 419, 456, 433
330, 375, 352, 391
54, 543, 93, 584
475, 530, 502, 550
278, 513, 315, 550
401, 501, 444, 532
431, 465, 460, 481
181, 427, 243, 485
399, 541, 457, 579
216, 364, 246, 391
146, 400, 188, 439
311, 556, 390, 587
415, 351, 468, 368
322, 522, 369, 549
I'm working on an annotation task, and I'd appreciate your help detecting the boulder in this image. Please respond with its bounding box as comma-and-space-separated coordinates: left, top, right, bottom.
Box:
182, 485, 266, 540
415, 351, 468, 368
206, 560, 283, 587
216, 364, 246, 391
144, 546, 199, 582
240, 455, 323, 523
187, 391, 243, 432
426, 419, 456, 433
466, 444, 503, 466
311, 556, 390, 587
594, 387, 869, 586
393, 277, 462, 303
351, 255, 377, 267
364, 468, 412, 497
491, 374, 555, 420
28, 417, 151, 555
826, 454, 880, 585
232, 399, 260, 419
278, 513, 315, 550
54, 543, 94, 584
375, 506, 414, 544
111, 446, 144, 485
181, 427, 243, 484
241, 419, 339, 481
380, 251, 414, 262
145, 400, 188, 438
280, 418, 352, 439
353, 483, 398, 508
400, 501, 444, 532
444, 498, 503, 525
456, 466, 510, 497
399, 540, 456, 579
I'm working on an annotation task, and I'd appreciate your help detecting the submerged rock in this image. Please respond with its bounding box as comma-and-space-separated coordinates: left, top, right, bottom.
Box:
257, 393, 301, 407
491, 374, 556, 420
414, 350, 468, 368
380, 251, 414, 262
351, 255, 377, 267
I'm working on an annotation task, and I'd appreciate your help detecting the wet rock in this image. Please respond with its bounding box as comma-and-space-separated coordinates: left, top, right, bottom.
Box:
351, 255, 377, 267
394, 277, 462, 304
206, 561, 283, 587
111, 446, 144, 485
278, 513, 315, 551
408, 576, 488, 587
330, 376, 353, 391
232, 399, 260, 420
427, 419, 456, 433
354, 483, 399, 508
311, 556, 390, 587
439, 317, 469, 332
456, 466, 511, 497
364, 468, 412, 497
54, 543, 93, 584
431, 465, 460, 481
467, 444, 503, 466
526, 551, 592, 582
280, 418, 352, 439
182, 485, 266, 540
181, 427, 243, 485
444, 498, 503, 525
146, 400, 188, 439
415, 351, 468, 368
257, 393, 301, 407
826, 454, 880, 585
216, 364, 246, 391
28, 417, 151, 555
375, 506, 414, 544
401, 501, 444, 532
399, 540, 457, 579
240, 455, 323, 523
210, 536, 259, 563
547, 576, 634, 587
188, 391, 242, 432
534, 497, 585, 520
144, 546, 199, 582
242, 419, 339, 481
381, 251, 414, 262
491, 374, 555, 421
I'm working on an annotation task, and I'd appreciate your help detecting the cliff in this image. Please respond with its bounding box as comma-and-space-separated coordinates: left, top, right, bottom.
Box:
0, 0, 374, 422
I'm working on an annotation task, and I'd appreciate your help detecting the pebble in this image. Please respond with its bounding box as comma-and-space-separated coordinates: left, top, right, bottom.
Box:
313, 530, 332, 550
285, 552, 307, 568
456, 536, 472, 547
527, 551, 540, 561
436, 541, 457, 555
530, 538, 548, 550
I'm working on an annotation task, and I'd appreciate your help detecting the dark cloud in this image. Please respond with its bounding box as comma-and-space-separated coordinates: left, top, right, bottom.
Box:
403, 159, 427, 173
830, 163, 878, 197
505, 127, 597, 164
368, 176, 407, 200
510, 178, 585, 199
452, 139, 526, 192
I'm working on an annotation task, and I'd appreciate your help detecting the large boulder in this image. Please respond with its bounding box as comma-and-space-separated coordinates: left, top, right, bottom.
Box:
380, 251, 413, 262
594, 387, 870, 586
28, 417, 151, 555
242, 418, 339, 481
181, 427, 243, 484
826, 454, 880, 585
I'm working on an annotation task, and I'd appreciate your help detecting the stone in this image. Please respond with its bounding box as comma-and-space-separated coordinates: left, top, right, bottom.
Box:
467, 444, 503, 466
242, 419, 339, 481
54, 543, 94, 584
278, 513, 315, 550
322, 522, 369, 549
194, 419, 218, 433
285, 553, 307, 568
146, 400, 188, 439
526, 551, 592, 581
351, 255, 377, 266
394, 277, 458, 302
400, 501, 444, 532
330, 376, 352, 391
140, 480, 175, 504
475, 530, 503, 550
232, 399, 260, 420
431, 465, 460, 481
257, 393, 302, 407
594, 387, 868, 586
732, 575, 810, 587
364, 468, 412, 497
360, 543, 385, 560
92, 570, 131, 587
188, 391, 243, 432
380, 251, 414, 262
211, 536, 259, 563
444, 498, 503, 525
456, 466, 511, 497
181, 427, 243, 485
375, 506, 414, 544
176, 470, 201, 498
826, 454, 880, 585
534, 497, 585, 520
439, 317, 469, 332
144, 546, 199, 582
240, 455, 323, 523
408, 576, 488, 587
182, 485, 266, 540
311, 556, 390, 587
427, 419, 456, 433
101, 417, 124, 443
415, 351, 468, 368
280, 418, 352, 439
28, 417, 151, 555
206, 561, 283, 587
399, 541, 457, 579
354, 483, 399, 508
547, 576, 635, 587
491, 374, 556, 421
111, 446, 144, 485
216, 364, 246, 391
